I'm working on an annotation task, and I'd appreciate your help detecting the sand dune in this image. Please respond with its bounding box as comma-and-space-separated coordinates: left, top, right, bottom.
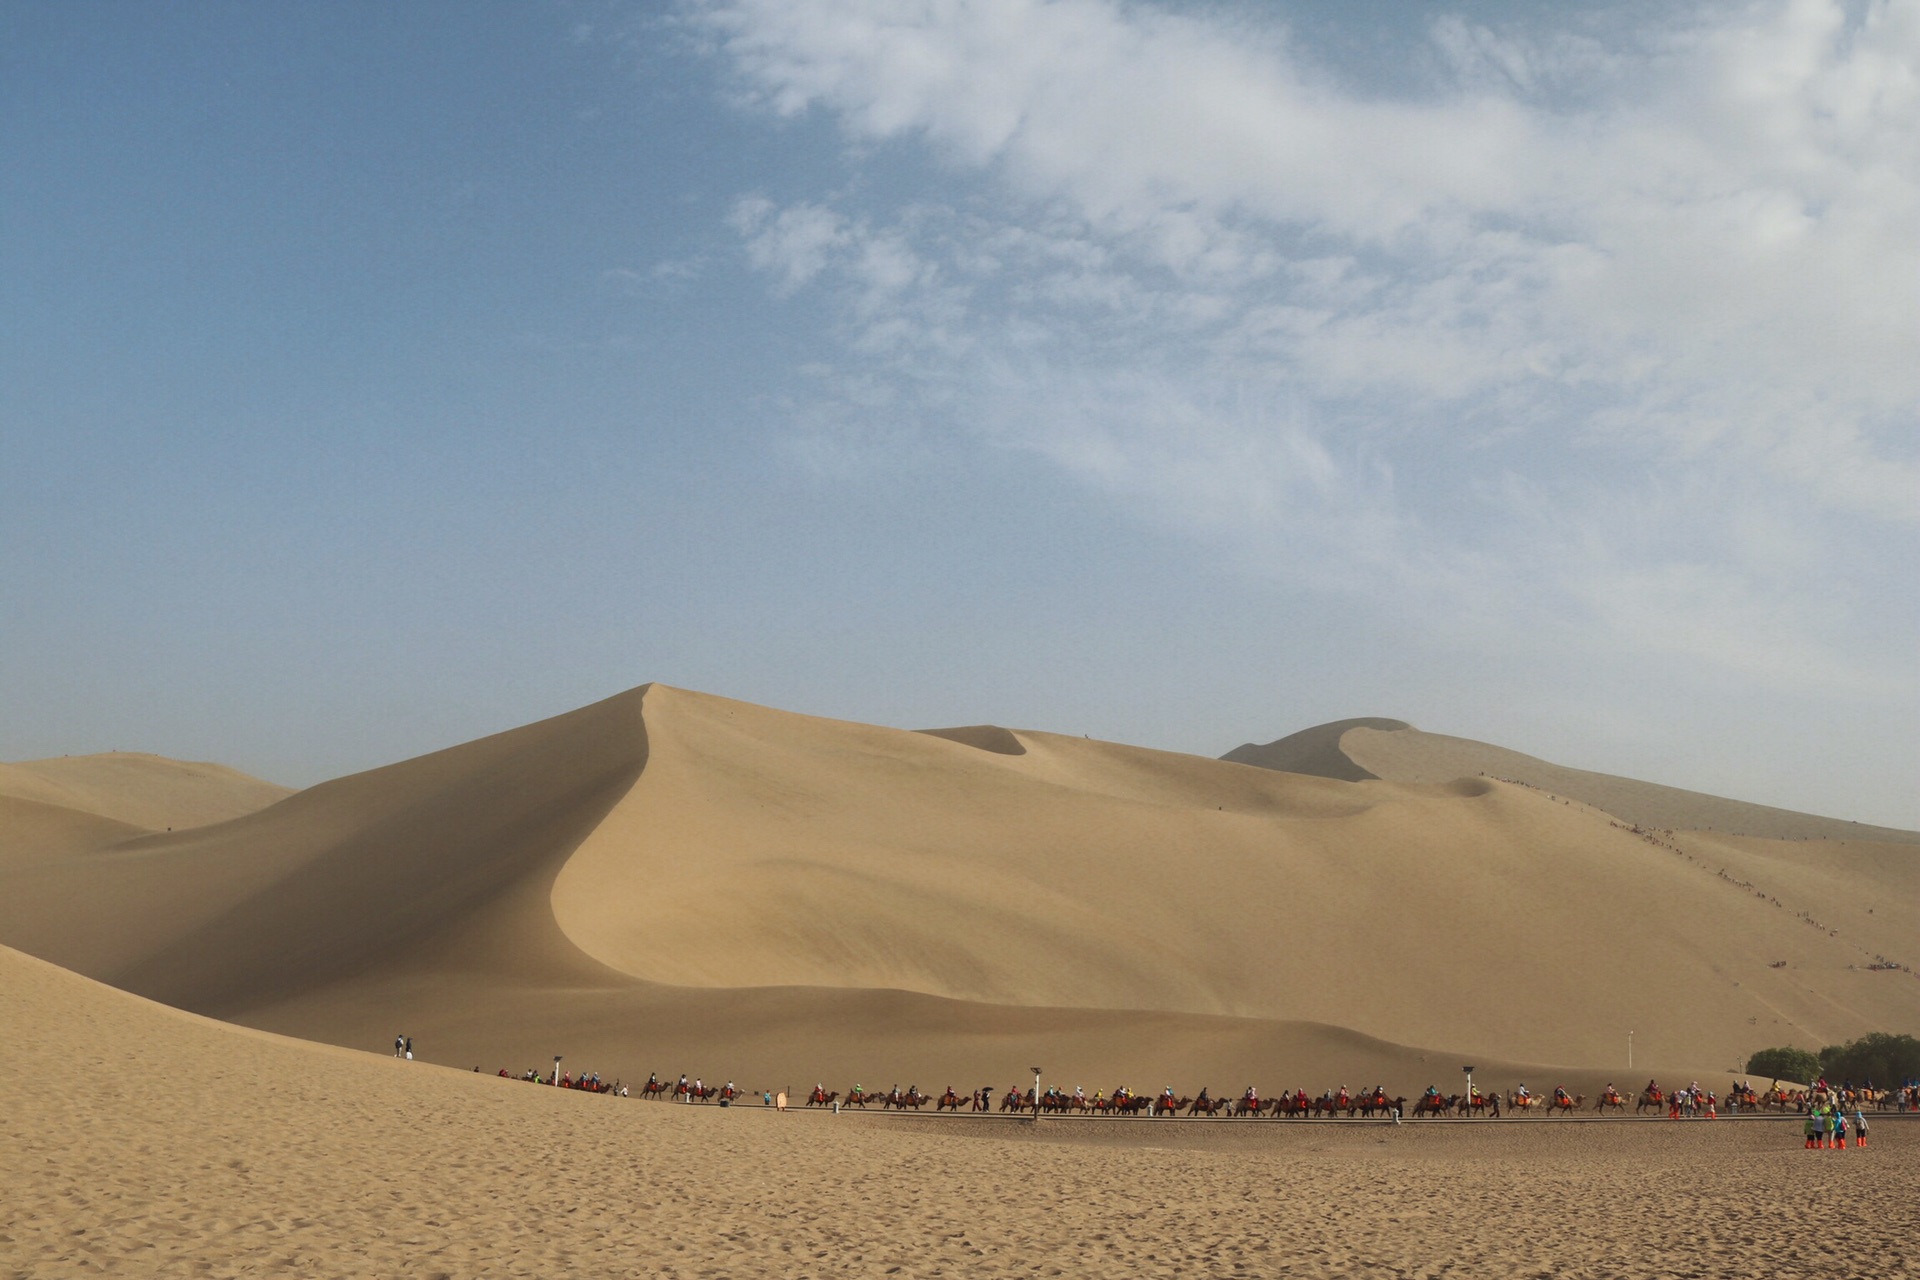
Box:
0, 689, 648, 1012
1221, 716, 1409, 781
0, 793, 148, 862
1231, 720, 1920, 842
2, 683, 1913, 1096
0, 751, 292, 833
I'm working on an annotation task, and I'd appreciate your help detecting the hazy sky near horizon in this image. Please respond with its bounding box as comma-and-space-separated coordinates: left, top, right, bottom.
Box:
4, 0, 1916, 827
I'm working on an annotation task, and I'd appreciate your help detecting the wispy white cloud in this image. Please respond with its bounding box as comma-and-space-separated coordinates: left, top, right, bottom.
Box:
697, 0, 1920, 698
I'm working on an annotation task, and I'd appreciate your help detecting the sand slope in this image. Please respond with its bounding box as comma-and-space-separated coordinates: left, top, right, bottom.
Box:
1, 686, 1914, 1090
4, 940, 1914, 1280
0, 794, 148, 862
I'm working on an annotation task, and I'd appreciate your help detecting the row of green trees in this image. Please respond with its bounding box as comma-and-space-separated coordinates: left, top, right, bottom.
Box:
1746, 1032, 1920, 1085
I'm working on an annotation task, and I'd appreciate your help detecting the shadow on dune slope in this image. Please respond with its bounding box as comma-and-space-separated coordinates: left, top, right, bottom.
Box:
0, 688, 652, 1015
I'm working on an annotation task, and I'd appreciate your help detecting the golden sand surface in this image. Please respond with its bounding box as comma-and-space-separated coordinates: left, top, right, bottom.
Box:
4, 945, 1914, 1279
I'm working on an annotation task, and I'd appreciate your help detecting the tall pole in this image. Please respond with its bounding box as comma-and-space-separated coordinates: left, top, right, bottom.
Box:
1628, 1031, 1633, 1071
1031, 1066, 1042, 1120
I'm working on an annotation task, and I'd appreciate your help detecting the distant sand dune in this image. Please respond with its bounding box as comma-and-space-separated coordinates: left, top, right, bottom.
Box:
1222, 716, 1410, 781
0, 751, 292, 832
1231, 721, 1920, 843
0, 793, 148, 862
917, 724, 1028, 755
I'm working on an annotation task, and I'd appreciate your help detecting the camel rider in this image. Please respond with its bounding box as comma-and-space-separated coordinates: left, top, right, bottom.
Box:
1554, 1086, 1569, 1103
1425, 1085, 1441, 1100
1516, 1083, 1530, 1101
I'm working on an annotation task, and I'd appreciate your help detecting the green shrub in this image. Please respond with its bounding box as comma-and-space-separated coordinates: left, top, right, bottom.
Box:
1817, 1032, 1920, 1087
1745, 1046, 1821, 1084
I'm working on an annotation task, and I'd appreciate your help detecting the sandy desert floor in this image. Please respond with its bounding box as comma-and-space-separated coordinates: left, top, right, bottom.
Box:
5, 948, 1914, 1280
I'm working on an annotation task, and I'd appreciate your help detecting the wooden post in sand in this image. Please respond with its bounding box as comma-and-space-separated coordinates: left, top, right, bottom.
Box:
1031, 1066, 1041, 1120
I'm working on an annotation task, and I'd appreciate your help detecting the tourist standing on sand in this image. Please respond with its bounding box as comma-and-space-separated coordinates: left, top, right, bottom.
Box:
404, 1035, 413, 1061
394, 1034, 404, 1058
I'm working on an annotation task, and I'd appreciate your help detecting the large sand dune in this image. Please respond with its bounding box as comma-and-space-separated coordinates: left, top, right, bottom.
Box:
1, 685, 1914, 1093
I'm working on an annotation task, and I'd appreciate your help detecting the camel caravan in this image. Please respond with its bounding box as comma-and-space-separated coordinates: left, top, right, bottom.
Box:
622, 1078, 1920, 1119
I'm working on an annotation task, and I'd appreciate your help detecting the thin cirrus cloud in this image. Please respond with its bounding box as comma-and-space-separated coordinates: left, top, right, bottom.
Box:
696, 0, 1918, 693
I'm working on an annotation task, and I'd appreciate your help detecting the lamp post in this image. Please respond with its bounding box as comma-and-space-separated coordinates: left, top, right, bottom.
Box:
1628, 1031, 1634, 1070
553, 1055, 563, 1085
1464, 1064, 1475, 1111
1031, 1066, 1042, 1119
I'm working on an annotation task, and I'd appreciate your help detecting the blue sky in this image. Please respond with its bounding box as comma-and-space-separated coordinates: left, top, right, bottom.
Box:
3, 1, 1915, 827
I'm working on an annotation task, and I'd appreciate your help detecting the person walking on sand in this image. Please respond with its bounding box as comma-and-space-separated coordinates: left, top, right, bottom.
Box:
1804, 1110, 1819, 1148
395, 1034, 405, 1058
